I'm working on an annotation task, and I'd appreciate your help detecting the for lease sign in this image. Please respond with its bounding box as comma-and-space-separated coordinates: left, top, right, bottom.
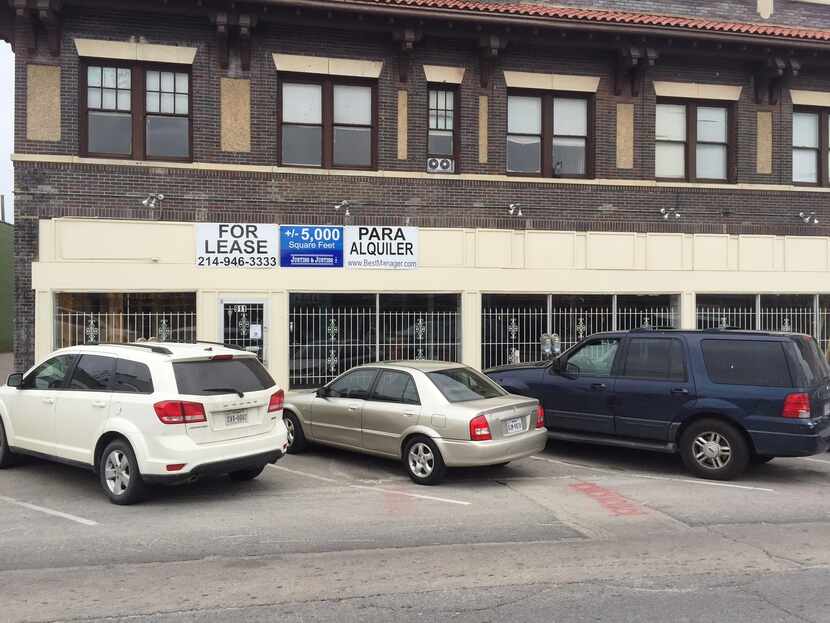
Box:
196, 223, 278, 268
344, 226, 418, 270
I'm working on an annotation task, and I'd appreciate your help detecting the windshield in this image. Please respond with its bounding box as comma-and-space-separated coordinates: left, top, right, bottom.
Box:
428, 367, 506, 403
173, 357, 275, 396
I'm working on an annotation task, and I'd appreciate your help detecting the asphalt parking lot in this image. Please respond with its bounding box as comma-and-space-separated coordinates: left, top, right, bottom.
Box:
2, 438, 830, 622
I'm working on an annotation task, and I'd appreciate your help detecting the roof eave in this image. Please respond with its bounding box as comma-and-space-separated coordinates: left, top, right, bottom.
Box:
258, 0, 830, 49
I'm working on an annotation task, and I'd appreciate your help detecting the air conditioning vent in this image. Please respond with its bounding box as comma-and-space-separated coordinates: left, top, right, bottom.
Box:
426, 157, 455, 174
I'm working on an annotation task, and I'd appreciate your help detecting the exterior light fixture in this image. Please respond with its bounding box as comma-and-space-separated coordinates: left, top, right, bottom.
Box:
660, 207, 680, 220
335, 200, 351, 217
142, 193, 164, 209
799, 211, 819, 225
508, 203, 523, 217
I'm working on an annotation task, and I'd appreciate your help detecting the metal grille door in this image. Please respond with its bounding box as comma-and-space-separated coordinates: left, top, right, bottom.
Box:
482, 303, 548, 368
380, 310, 460, 362
55, 312, 196, 348
222, 302, 266, 362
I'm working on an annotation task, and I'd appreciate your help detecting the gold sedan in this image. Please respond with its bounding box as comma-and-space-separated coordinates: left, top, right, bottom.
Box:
283, 361, 548, 485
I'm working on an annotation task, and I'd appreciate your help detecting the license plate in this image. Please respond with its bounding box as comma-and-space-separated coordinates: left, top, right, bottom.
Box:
504, 417, 524, 435
224, 410, 248, 426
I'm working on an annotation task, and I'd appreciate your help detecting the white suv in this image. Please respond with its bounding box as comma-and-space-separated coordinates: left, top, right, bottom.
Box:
0, 342, 288, 504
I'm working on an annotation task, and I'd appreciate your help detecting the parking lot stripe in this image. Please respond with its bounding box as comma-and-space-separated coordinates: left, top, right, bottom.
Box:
800, 456, 830, 465
531, 456, 775, 493
269, 464, 340, 483
0, 495, 98, 526
348, 484, 471, 506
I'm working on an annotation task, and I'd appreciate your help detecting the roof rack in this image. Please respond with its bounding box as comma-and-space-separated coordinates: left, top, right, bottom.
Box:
192, 340, 247, 352
97, 343, 174, 355
628, 326, 679, 333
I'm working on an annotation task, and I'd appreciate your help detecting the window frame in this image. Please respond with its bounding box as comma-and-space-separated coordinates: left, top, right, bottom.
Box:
66, 354, 117, 392
619, 337, 688, 383
79, 59, 193, 163
277, 73, 378, 171
792, 106, 829, 187
655, 98, 735, 183
426, 84, 460, 167
368, 370, 421, 405
506, 89, 594, 179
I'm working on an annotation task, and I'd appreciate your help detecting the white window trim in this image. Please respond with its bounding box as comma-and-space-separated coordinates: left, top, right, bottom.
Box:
791, 89, 830, 107
653, 81, 742, 101
74, 38, 198, 65
423, 65, 465, 85
272, 54, 383, 78
503, 71, 600, 93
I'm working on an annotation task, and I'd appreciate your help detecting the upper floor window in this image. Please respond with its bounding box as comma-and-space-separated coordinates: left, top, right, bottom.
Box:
82, 63, 191, 161
428, 87, 457, 160
793, 110, 823, 185
656, 102, 731, 182
507, 92, 589, 177
280, 78, 375, 169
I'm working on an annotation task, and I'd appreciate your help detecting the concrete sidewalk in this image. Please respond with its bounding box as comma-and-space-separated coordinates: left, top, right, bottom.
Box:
0, 352, 12, 382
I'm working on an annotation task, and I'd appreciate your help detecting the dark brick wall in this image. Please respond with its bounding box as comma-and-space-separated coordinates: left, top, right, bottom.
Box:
11, 3, 830, 368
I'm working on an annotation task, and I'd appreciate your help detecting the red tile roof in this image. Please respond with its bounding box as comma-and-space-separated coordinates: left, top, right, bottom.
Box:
346, 0, 830, 42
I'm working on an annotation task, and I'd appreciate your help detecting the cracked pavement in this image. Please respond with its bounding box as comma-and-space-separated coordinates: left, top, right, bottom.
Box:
1, 440, 830, 622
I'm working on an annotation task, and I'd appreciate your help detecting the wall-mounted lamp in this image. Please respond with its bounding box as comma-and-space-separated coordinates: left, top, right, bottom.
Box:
335, 200, 351, 217
142, 193, 164, 209
660, 207, 680, 220
799, 211, 819, 225
508, 203, 523, 217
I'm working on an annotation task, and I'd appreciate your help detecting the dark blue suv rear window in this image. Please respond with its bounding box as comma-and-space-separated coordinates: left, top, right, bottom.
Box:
701, 339, 792, 388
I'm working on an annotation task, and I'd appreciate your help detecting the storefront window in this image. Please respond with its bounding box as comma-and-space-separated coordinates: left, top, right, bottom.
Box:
289, 293, 460, 388
54, 293, 196, 348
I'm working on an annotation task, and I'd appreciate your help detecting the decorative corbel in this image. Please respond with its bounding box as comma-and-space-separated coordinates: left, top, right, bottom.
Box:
478, 34, 506, 89
753, 56, 788, 105
614, 46, 641, 97
238, 14, 255, 71
214, 11, 230, 69
35, 0, 61, 56
631, 47, 658, 98
393, 28, 421, 83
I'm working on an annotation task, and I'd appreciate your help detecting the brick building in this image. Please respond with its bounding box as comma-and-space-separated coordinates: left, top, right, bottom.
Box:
4, 0, 830, 387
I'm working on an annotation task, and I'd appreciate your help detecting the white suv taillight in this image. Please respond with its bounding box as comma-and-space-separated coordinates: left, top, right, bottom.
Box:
154, 401, 207, 424
268, 389, 285, 413
469, 414, 492, 441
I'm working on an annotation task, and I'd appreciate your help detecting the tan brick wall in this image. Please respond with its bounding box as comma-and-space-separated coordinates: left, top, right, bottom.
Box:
616, 103, 634, 170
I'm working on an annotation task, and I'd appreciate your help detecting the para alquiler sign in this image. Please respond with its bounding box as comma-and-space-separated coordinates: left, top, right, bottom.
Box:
344, 226, 418, 270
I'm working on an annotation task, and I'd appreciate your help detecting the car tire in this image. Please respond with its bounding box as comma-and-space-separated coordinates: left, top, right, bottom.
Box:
284, 411, 308, 454
0, 418, 16, 468
99, 439, 147, 505
680, 418, 750, 481
751, 454, 775, 465
229, 465, 266, 482
403, 436, 447, 486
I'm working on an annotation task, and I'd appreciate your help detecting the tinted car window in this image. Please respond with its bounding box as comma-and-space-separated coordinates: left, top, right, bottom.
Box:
20, 355, 77, 390
113, 359, 154, 394
566, 338, 620, 377
621, 338, 686, 381
371, 371, 420, 405
174, 357, 275, 396
428, 367, 506, 403
328, 368, 378, 399
702, 339, 792, 387
68, 355, 115, 391
789, 336, 830, 386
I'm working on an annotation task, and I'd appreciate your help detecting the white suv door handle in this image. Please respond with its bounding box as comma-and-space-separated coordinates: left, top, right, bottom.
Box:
42, 397, 55, 405
92, 401, 107, 408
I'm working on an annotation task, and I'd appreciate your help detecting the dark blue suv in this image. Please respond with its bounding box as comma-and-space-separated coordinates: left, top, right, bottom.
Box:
486, 329, 830, 480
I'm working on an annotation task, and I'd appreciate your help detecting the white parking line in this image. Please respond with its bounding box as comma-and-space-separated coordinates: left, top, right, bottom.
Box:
269, 464, 339, 483
0, 495, 98, 526
800, 456, 830, 465
269, 464, 471, 505
531, 456, 776, 493
348, 484, 471, 506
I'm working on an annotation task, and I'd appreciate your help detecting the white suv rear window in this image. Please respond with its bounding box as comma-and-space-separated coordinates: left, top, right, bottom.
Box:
173, 358, 275, 396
